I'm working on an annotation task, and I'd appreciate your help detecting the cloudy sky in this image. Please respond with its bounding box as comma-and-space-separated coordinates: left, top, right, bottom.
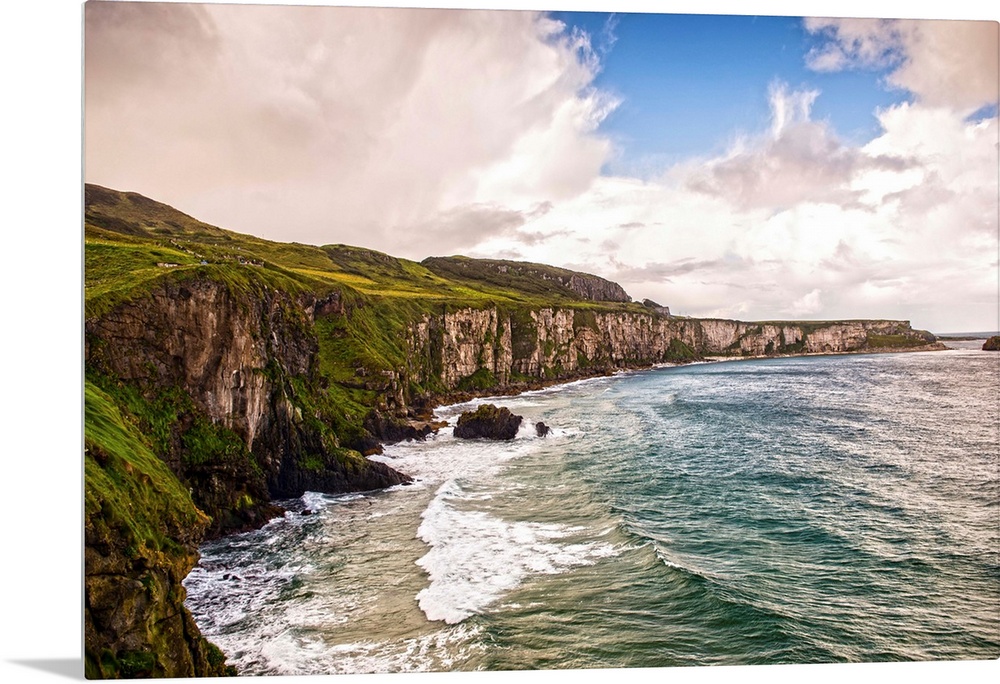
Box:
84, 1, 998, 333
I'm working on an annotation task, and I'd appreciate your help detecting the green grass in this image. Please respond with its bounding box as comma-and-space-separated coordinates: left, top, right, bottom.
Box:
84, 380, 208, 555
664, 338, 698, 362
458, 368, 497, 391
84, 183, 660, 328
867, 333, 929, 349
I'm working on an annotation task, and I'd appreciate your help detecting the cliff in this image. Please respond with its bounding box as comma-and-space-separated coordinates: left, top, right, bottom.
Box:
83, 184, 942, 676
398, 308, 939, 397
85, 382, 232, 678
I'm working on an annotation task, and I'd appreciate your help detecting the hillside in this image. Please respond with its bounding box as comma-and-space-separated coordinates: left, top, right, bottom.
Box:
83, 184, 942, 676
421, 255, 631, 303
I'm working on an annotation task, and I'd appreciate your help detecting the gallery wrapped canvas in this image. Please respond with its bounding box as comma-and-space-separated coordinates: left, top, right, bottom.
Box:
80, 0, 998, 680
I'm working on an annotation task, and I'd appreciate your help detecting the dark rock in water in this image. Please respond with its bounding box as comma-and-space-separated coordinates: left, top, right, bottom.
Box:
535, 421, 550, 437
983, 336, 1000, 351
363, 411, 445, 448
454, 404, 523, 440
301, 509, 313, 516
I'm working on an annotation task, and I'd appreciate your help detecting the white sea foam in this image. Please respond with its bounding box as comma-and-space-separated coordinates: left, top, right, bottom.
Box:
204, 606, 485, 676
414, 479, 618, 624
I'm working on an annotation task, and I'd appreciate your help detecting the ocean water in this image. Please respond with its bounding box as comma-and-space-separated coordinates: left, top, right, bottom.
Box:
184, 343, 999, 674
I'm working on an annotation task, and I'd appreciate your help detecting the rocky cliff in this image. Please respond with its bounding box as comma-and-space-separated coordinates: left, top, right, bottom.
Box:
85, 272, 410, 678
86, 275, 410, 535
85, 382, 232, 678
398, 307, 940, 396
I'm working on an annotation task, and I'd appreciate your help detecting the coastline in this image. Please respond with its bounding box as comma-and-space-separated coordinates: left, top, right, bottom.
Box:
193, 339, 956, 539
414, 340, 949, 421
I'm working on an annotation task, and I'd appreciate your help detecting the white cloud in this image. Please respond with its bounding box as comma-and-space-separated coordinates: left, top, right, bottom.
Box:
85, 4, 617, 255
684, 82, 912, 212
467, 74, 996, 330
805, 17, 999, 111
785, 288, 824, 316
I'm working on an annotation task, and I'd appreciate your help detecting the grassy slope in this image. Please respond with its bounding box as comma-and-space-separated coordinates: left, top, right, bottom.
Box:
85, 381, 232, 678
421, 255, 616, 303
85, 185, 648, 315
85, 380, 208, 558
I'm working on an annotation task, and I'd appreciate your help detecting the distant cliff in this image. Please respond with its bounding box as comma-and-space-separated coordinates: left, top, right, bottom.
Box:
399, 307, 940, 398
83, 183, 943, 677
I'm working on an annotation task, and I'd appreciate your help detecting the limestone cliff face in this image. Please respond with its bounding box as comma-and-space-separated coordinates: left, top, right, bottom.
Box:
85, 277, 408, 537
437, 307, 513, 387
400, 307, 939, 394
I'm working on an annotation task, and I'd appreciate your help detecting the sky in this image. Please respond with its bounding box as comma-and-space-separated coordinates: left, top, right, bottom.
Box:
83, 0, 999, 333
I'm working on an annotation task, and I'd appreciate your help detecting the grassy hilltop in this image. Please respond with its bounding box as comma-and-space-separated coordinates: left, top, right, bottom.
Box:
85, 184, 643, 314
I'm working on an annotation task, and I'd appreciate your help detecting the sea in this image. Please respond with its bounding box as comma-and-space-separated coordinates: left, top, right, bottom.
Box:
184, 341, 999, 676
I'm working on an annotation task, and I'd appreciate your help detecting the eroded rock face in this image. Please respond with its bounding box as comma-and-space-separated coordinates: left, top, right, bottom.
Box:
85, 511, 227, 678
454, 404, 523, 440
86, 278, 311, 454
437, 308, 513, 387
983, 336, 1000, 351
403, 308, 939, 394
85, 277, 410, 536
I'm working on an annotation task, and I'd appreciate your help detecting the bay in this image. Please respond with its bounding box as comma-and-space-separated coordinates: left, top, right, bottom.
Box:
184, 343, 1000, 674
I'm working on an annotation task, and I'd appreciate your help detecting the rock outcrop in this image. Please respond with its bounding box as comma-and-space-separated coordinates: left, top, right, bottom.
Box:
983, 336, 1000, 351
421, 256, 631, 302
454, 404, 523, 440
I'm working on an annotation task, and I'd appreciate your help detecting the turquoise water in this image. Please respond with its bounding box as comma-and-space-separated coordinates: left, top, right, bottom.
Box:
184, 345, 999, 674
